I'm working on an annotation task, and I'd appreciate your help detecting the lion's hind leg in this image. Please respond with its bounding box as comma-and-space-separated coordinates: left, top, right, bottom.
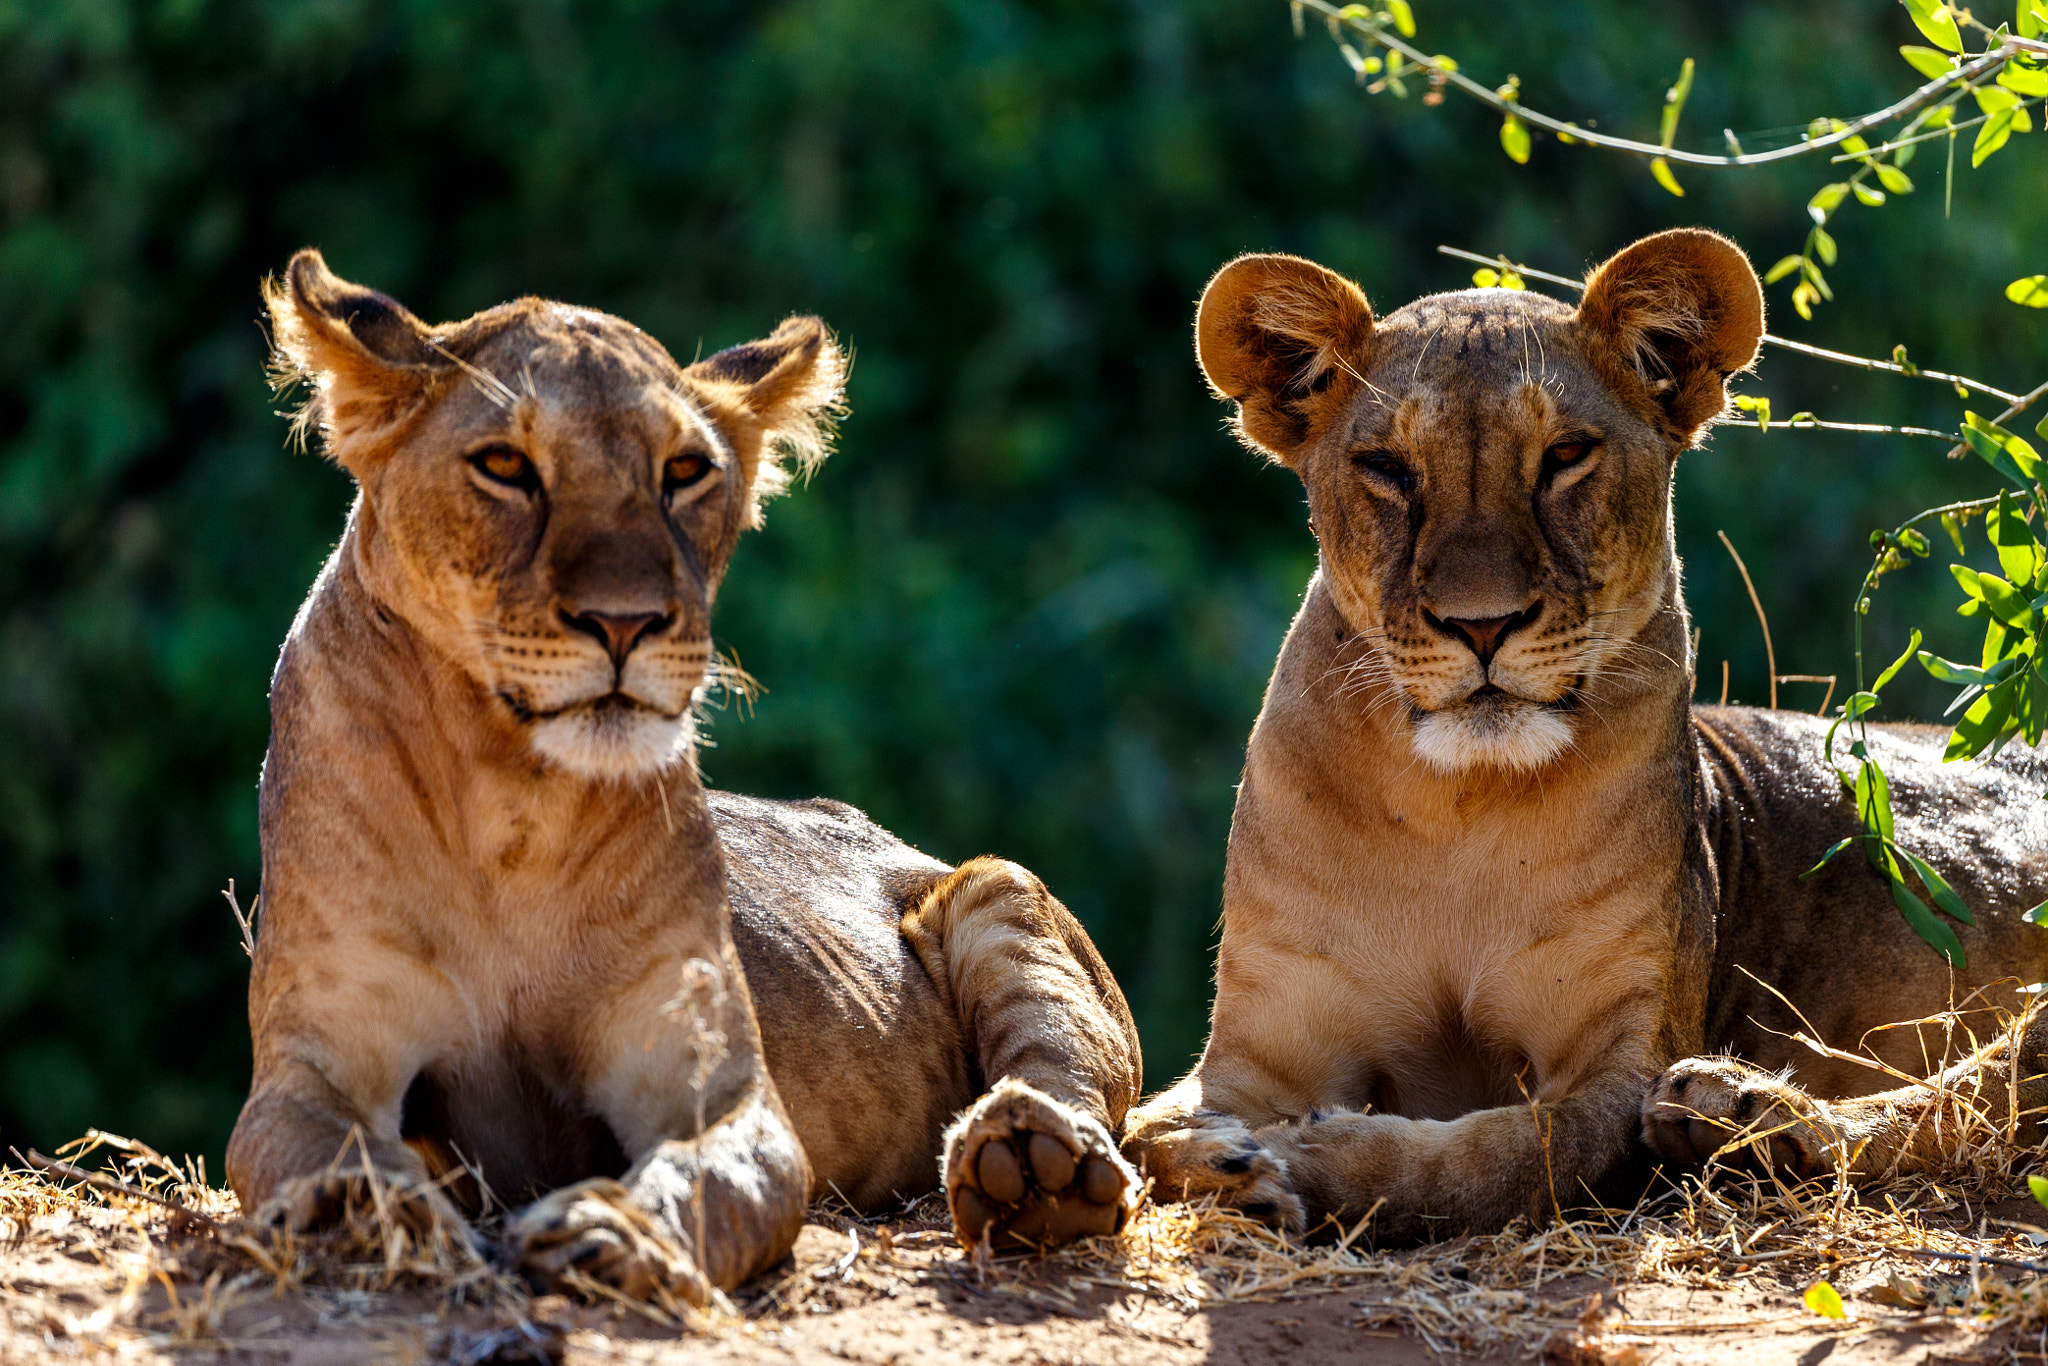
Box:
901, 858, 1143, 1252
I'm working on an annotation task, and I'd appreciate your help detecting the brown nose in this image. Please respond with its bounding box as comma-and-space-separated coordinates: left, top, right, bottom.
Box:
561, 609, 670, 667
1434, 604, 1539, 668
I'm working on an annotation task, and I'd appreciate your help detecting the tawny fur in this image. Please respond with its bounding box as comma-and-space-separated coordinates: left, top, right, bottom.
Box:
228, 252, 1141, 1302
1123, 230, 2048, 1243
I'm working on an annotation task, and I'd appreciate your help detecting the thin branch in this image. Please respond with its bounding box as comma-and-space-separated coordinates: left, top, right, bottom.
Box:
1717, 531, 1778, 711
1302, 0, 2047, 167
14, 1147, 221, 1230
1435, 246, 2028, 407
1830, 94, 2045, 162
1744, 418, 1960, 441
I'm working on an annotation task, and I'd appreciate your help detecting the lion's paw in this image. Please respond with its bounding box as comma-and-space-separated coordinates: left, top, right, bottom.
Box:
260, 1166, 472, 1245
1642, 1056, 1841, 1177
1129, 1113, 1305, 1233
505, 1178, 713, 1309
943, 1078, 1139, 1253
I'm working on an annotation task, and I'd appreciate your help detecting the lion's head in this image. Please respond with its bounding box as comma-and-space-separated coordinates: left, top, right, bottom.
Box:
1197, 229, 1763, 774
268, 250, 844, 779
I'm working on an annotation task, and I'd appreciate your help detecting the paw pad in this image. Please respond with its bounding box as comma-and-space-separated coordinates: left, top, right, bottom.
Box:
944, 1078, 1138, 1253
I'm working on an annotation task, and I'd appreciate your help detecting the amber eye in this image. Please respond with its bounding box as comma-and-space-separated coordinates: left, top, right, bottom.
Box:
663, 451, 714, 493
1545, 439, 1593, 468
470, 444, 539, 492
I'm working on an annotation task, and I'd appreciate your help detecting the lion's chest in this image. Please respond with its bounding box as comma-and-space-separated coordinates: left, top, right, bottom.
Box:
1213, 763, 1675, 1119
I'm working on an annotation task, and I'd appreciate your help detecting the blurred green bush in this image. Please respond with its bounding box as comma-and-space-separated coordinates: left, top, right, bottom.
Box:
2, 0, 2043, 1164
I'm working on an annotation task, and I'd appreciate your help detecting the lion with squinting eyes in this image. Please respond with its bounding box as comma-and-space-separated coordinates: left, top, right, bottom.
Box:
226, 252, 1141, 1305
1121, 229, 2048, 1242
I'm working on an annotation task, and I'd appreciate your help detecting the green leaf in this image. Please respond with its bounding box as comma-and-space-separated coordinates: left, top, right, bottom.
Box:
1887, 854, 1967, 966
1948, 675, 2022, 760
1900, 44, 1959, 77
1500, 113, 1531, 164
1875, 628, 1924, 693
1800, 834, 1862, 879
2029, 899, 2048, 926
1894, 845, 1978, 925
2008, 274, 2048, 307
2039, 410, 2048, 444
1976, 108, 2018, 166
2000, 61, 2048, 96
1842, 689, 1883, 721
1856, 757, 1896, 845
1660, 58, 1695, 148
1764, 254, 1805, 285
2032, 1174, 2048, 1212
1920, 651, 1993, 685
1875, 163, 1915, 194
1651, 156, 1684, 197
1808, 182, 1849, 221
1383, 0, 1415, 37
1853, 180, 1887, 206
2026, 0, 2047, 38
1977, 85, 2024, 114
1942, 511, 1968, 556
1962, 411, 2042, 483
1988, 490, 2044, 584
1813, 227, 1839, 264
1902, 0, 1964, 52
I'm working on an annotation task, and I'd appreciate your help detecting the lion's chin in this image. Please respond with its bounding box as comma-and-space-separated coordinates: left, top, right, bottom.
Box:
1410, 694, 1572, 775
528, 698, 692, 780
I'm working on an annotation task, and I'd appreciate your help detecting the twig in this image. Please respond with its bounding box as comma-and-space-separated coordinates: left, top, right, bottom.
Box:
1304, 0, 2044, 167
224, 879, 257, 958
1907, 1247, 2048, 1275
1434, 245, 2026, 407
1717, 531, 1777, 711
15, 1147, 221, 1230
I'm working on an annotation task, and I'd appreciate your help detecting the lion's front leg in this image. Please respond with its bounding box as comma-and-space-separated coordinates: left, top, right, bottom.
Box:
1122, 1077, 1306, 1233
507, 954, 811, 1302
1253, 1081, 1645, 1244
506, 1081, 806, 1306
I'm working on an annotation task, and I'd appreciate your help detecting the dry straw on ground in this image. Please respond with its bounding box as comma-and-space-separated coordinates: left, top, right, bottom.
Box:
9, 1000, 2048, 1360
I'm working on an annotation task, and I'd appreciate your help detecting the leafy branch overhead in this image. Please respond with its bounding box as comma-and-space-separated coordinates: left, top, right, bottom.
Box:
1298, 0, 2048, 318
1317, 0, 2048, 964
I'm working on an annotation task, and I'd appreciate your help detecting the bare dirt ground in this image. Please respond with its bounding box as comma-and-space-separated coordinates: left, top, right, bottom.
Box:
10, 1140, 2048, 1366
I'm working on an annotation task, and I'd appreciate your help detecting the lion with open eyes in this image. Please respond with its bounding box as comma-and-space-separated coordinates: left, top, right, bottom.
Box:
226, 252, 1142, 1304
1121, 229, 2048, 1241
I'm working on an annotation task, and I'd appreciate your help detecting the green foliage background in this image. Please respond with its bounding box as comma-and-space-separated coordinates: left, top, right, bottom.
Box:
3, 0, 2044, 1164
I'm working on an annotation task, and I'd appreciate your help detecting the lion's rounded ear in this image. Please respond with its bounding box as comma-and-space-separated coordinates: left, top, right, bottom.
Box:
685, 315, 847, 520
1195, 253, 1374, 463
1577, 228, 1764, 444
265, 249, 444, 468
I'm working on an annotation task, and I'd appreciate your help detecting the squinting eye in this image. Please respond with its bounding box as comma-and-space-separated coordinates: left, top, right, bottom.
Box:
470, 444, 538, 491
1546, 439, 1592, 466
1352, 450, 1414, 493
664, 452, 712, 490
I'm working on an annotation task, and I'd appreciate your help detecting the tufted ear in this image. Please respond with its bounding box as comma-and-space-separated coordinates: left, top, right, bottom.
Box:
1195, 253, 1374, 464
684, 315, 847, 520
1576, 228, 1764, 444
265, 249, 447, 470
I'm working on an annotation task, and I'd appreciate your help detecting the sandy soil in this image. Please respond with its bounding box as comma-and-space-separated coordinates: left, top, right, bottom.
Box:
8, 1189, 2048, 1366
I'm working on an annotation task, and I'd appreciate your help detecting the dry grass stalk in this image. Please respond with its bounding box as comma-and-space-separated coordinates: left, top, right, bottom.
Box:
7, 998, 2048, 1356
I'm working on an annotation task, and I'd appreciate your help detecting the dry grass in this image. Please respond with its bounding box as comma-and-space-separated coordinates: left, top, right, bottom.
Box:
10, 1002, 2048, 1360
